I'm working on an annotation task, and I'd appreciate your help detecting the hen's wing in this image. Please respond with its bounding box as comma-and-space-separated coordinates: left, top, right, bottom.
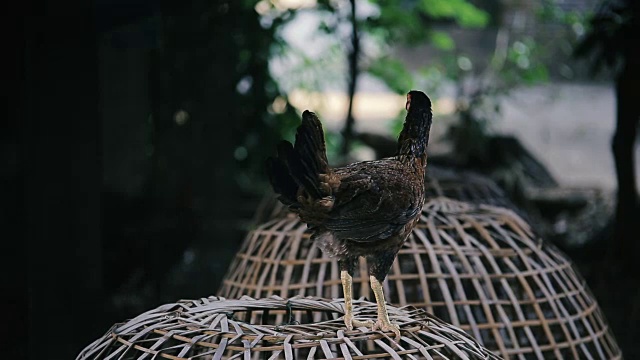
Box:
323, 159, 423, 242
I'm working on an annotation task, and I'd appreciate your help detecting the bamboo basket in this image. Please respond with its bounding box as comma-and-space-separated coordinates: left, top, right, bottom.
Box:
220, 198, 621, 359
77, 296, 501, 360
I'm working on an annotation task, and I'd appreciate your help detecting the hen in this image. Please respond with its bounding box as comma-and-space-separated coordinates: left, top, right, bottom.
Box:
266, 90, 433, 338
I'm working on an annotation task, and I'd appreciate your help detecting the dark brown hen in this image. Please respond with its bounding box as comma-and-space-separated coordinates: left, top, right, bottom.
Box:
266, 90, 433, 338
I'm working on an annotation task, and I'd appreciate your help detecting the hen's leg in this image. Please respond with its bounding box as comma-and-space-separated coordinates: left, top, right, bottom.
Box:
340, 258, 374, 330
370, 275, 401, 339
368, 252, 401, 339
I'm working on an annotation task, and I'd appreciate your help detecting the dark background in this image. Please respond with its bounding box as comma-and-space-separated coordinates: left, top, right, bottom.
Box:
7, 0, 281, 356
4, 0, 638, 358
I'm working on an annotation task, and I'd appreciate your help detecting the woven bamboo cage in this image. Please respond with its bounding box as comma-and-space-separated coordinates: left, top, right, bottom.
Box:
220, 198, 621, 359
77, 296, 501, 360
252, 164, 516, 225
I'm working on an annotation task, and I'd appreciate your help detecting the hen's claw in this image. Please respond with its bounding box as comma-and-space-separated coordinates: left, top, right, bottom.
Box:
372, 318, 401, 340
343, 313, 374, 331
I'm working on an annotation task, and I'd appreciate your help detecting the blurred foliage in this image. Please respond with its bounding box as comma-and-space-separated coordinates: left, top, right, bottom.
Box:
574, 0, 637, 75
250, 0, 589, 166
440, 2, 587, 166
147, 0, 303, 195
362, 0, 489, 96
101, 0, 305, 309
138, 0, 595, 193
258, 0, 489, 160
366, 0, 489, 46
212, 0, 591, 178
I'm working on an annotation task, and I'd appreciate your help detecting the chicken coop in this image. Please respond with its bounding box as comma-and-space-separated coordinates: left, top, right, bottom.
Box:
220, 194, 621, 359
77, 296, 501, 360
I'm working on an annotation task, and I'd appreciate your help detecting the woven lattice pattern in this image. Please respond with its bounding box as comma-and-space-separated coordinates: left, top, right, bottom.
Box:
252, 165, 515, 225
77, 296, 501, 360
220, 198, 621, 359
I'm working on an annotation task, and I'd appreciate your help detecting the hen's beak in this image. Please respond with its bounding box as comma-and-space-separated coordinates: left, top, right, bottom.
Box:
405, 94, 412, 111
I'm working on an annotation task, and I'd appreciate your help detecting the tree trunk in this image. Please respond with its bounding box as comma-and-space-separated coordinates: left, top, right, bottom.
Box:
341, 0, 360, 157
610, 50, 640, 269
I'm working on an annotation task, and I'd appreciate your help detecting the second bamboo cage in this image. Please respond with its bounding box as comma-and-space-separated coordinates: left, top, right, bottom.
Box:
220, 196, 621, 359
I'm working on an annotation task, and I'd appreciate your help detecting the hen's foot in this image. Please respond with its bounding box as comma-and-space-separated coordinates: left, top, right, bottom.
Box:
372, 318, 401, 340
343, 313, 374, 331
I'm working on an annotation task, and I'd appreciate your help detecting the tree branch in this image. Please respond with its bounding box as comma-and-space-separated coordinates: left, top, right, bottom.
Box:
341, 0, 360, 156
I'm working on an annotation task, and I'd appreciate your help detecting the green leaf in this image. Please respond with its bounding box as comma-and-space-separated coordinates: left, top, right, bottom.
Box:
430, 31, 455, 50
368, 57, 414, 94
456, 3, 489, 28
522, 64, 549, 84
418, 0, 489, 28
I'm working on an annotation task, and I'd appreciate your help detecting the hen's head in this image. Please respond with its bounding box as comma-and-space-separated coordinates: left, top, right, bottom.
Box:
405, 90, 431, 112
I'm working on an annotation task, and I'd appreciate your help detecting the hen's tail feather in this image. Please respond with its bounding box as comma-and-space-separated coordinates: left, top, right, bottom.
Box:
265, 110, 330, 203
265, 152, 298, 205
291, 111, 330, 198
295, 111, 329, 179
